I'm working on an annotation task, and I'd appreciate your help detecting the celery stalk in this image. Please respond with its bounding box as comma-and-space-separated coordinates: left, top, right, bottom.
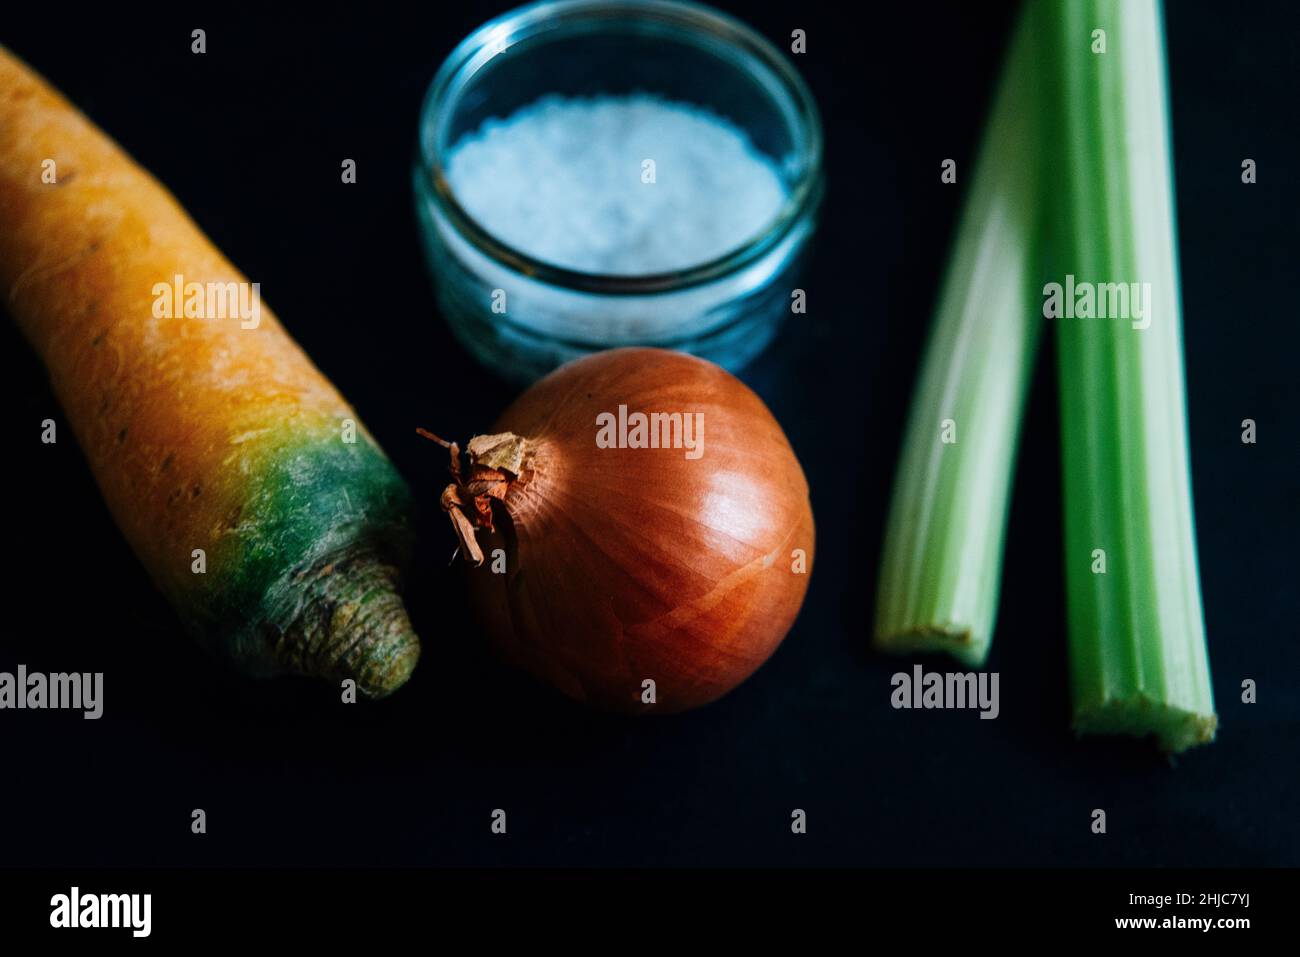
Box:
1047, 0, 1215, 751
874, 7, 1045, 666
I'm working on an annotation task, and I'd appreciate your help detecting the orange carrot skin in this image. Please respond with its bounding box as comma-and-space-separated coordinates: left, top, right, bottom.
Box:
0, 48, 417, 692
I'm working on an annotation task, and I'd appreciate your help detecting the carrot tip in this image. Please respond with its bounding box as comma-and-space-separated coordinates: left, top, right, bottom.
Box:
267, 549, 420, 698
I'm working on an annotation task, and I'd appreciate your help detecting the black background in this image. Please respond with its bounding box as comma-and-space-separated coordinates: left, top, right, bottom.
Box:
1, 0, 1296, 868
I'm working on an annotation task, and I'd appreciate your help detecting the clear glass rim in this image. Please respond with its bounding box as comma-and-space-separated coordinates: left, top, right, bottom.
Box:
415, 0, 825, 296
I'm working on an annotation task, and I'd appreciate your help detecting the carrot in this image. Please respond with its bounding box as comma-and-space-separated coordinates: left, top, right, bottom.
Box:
0, 48, 419, 697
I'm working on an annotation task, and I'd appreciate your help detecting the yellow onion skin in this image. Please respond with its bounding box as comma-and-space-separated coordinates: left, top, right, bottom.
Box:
466, 348, 815, 713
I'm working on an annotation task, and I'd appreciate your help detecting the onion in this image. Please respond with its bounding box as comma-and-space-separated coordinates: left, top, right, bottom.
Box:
427, 348, 814, 713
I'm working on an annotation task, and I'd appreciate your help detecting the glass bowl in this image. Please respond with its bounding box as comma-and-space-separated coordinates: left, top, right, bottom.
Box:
414, 0, 824, 383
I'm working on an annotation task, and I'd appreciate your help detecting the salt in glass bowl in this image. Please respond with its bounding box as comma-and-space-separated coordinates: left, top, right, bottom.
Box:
413, 0, 824, 383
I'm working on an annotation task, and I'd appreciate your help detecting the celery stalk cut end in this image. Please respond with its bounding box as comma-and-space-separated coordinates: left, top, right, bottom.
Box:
873, 625, 987, 668
1074, 698, 1217, 755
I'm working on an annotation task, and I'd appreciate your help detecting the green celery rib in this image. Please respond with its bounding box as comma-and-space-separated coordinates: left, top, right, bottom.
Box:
874, 6, 1045, 666
1047, 0, 1215, 751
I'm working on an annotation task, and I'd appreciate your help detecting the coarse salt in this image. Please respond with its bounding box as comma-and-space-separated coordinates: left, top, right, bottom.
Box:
444, 93, 789, 275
